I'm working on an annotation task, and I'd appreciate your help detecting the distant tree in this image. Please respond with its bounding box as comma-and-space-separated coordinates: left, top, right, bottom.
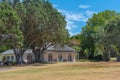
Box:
104, 18, 120, 61
80, 10, 119, 61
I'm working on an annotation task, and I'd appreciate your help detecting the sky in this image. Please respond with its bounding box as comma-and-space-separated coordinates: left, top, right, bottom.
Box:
49, 0, 120, 36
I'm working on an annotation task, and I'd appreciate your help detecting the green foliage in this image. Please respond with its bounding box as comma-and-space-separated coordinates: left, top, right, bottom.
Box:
78, 59, 96, 62
71, 46, 80, 52
0, 2, 23, 48
13, 0, 68, 48
4, 0, 68, 62
0, 45, 10, 53
79, 10, 120, 61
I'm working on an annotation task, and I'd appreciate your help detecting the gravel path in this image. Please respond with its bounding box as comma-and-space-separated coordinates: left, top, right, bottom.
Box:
0, 67, 12, 72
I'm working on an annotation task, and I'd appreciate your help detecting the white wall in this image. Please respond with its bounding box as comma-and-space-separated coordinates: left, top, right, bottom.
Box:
0, 54, 2, 62
0, 54, 16, 62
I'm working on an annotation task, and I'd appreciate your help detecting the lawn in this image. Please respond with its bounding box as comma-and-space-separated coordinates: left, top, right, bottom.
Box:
0, 62, 120, 80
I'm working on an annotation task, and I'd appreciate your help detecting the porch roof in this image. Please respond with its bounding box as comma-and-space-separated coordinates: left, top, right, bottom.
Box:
1, 49, 33, 55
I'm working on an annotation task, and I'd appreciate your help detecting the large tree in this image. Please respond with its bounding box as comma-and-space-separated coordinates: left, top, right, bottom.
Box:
6, 0, 68, 62
0, 0, 68, 63
0, 2, 24, 63
104, 18, 120, 61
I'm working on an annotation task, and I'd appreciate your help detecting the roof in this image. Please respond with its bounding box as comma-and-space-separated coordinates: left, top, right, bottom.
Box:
1, 49, 14, 55
1, 49, 33, 55
47, 45, 75, 52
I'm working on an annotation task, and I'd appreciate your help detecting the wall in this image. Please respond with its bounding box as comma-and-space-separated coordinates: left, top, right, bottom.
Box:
43, 51, 77, 62
0, 54, 16, 62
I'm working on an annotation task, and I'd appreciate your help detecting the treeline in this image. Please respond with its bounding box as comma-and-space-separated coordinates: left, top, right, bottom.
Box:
0, 0, 68, 64
71, 10, 120, 61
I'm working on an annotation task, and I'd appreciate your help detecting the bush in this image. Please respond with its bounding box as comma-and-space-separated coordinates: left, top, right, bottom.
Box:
103, 53, 110, 62
78, 59, 96, 62
94, 54, 103, 61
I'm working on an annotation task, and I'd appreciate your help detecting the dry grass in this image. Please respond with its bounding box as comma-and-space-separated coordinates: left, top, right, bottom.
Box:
0, 62, 120, 80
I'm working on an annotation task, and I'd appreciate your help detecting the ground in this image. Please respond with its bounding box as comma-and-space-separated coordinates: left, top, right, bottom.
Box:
0, 62, 120, 80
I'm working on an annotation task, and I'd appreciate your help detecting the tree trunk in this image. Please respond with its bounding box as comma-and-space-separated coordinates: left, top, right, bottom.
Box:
13, 48, 26, 65
33, 47, 46, 62
103, 47, 110, 62
33, 48, 40, 62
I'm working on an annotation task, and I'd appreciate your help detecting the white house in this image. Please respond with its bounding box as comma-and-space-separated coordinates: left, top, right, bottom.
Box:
0, 45, 77, 63
42, 45, 77, 62
0, 49, 35, 63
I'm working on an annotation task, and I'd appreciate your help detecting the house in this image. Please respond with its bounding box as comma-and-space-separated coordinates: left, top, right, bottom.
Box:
42, 45, 77, 62
0, 45, 77, 63
0, 49, 35, 63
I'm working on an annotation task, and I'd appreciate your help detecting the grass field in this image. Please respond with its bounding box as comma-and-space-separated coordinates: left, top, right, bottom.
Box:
0, 62, 120, 80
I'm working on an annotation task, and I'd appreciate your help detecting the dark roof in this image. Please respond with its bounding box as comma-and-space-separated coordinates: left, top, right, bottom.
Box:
47, 45, 75, 52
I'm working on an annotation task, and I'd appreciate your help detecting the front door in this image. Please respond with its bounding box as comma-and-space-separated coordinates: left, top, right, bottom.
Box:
58, 54, 63, 62
68, 54, 72, 62
48, 54, 53, 62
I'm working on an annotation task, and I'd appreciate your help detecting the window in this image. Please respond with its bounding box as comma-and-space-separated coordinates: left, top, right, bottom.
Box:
7, 56, 10, 61
11, 56, 14, 60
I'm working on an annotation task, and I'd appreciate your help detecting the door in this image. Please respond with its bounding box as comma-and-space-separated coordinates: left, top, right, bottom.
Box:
48, 54, 53, 62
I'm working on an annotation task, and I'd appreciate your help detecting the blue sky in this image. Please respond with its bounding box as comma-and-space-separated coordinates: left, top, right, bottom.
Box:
49, 0, 120, 36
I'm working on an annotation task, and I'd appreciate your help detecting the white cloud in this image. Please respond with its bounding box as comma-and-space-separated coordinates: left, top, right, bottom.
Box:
69, 32, 80, 36
58, 9, 87, 32
79, 5, 91, 9
85, 10, 97, 17
58, 9, 88, 22
58, 9, 97, 36
53, 4, 58, 8
67, 13, 87, 22
66, 20, 77, 30
58, 9, 89, 36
